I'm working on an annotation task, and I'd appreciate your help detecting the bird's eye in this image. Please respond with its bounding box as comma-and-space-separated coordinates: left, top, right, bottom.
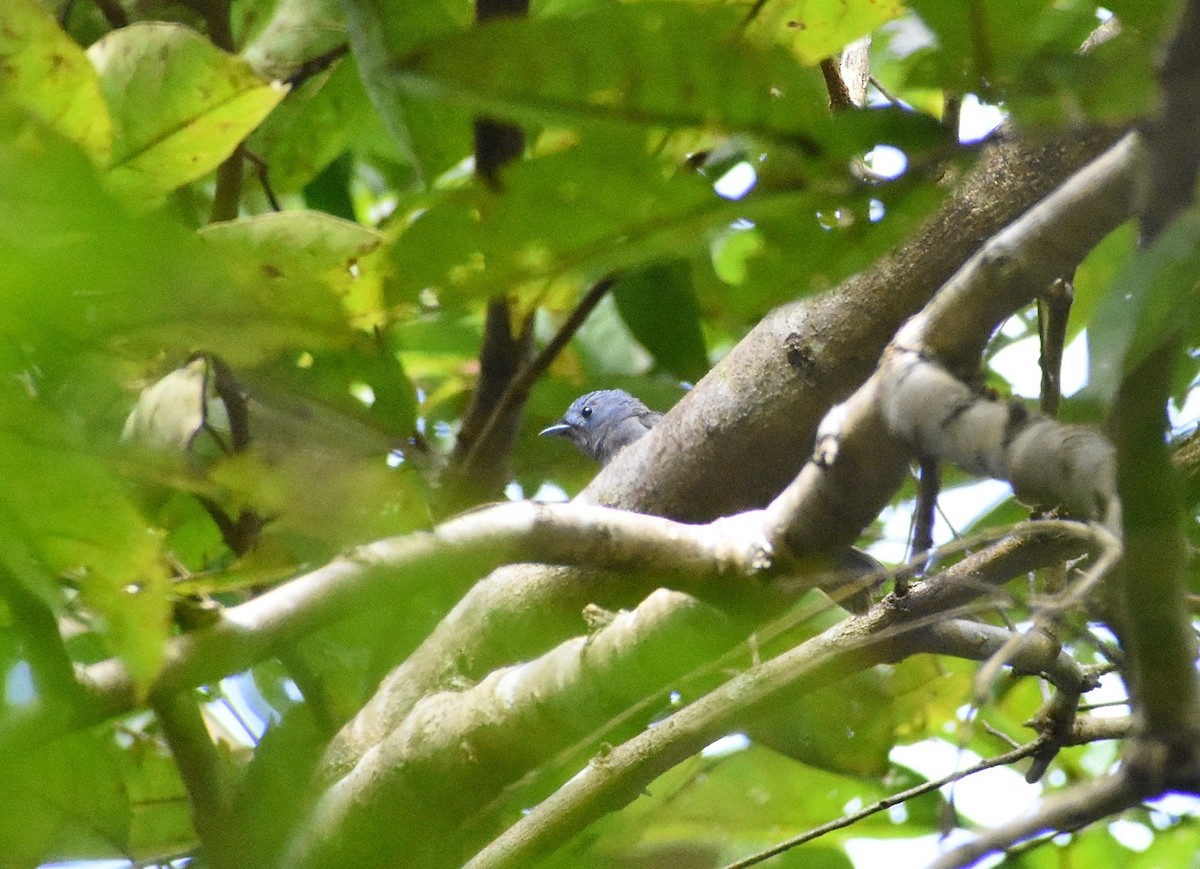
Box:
581, 405, 592, 418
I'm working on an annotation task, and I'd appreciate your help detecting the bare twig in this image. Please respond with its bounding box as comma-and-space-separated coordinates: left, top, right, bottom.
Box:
928, 771, 1142, 869
910, 457, 941, 583
724, 739, 1047, 869
244, 151, 282, 212
1037, 276, 1073, 418
820, 58, 854, 110
286, 43, 350, 89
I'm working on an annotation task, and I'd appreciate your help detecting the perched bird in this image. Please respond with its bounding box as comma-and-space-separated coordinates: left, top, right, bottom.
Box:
540, 388, 884, 613
540, 389, 662, 466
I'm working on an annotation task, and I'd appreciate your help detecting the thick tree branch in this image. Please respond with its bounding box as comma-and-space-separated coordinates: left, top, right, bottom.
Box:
287, 590, 739, 867
322, 132, 1134, 787
583, 132, 1125, 522
897, 132, 1139, 370
462, 522, 1098, 869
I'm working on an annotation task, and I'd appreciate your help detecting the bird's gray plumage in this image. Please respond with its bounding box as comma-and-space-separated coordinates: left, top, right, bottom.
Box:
540, 389, 662, 466
540, 388, 883, 613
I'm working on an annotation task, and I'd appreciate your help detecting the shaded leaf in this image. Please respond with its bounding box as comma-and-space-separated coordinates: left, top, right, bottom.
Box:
1089, 208, 1200, 405
0, 388, 170, 690
613, 260, 709, 383
0, 731, 131, 864
394, 3, 832, 148
340, 0, 472, 184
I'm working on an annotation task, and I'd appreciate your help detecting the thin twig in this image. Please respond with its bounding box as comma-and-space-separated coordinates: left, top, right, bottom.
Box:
286, 43, 350, 89
1037, 276, 1073, 418
723, 741, 1045, 868
244, 151, 282, 212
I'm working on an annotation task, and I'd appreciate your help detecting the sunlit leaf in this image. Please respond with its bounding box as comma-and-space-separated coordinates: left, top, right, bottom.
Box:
201, 210, 390, 329
745, 0, 905, 65
87, 23, 288, 200
0, 0, 113, 164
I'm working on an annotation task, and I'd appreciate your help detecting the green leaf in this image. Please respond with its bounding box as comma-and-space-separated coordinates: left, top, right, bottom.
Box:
1088, 209, 1200, 405
87, 23, 288, 200
0, 389, 170, 691
0, 106, 351, 365
554, 745, 898, 866
239, 0, 347, 80
0, 0, 113, 164
249, 55, 405, 195
341, 0, 472, 184
0, 731, 131, 864
613, 260, 709, 383
745, 0, 905, 65
200, 210, 390, 329
393, 3, 832, 148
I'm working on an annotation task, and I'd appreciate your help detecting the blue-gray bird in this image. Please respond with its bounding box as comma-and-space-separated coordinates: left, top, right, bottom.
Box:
540, 388, 884, 612
540, 389, 662, 466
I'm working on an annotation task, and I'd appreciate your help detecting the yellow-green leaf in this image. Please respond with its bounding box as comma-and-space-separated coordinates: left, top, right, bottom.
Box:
0, 0, 113, 163
87, 23, 288, 200
200, 211, 389, 329
745, 0, 905, 65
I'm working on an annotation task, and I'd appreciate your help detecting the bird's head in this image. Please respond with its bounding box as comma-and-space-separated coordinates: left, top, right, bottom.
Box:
539, 389, 659, 465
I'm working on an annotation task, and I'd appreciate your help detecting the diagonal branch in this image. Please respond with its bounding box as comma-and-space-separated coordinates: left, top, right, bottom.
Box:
462, 522, 1099, 869
928, 771, 1143, 869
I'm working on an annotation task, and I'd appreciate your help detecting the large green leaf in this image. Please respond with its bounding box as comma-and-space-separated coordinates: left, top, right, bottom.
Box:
1088, 209, 1200, 405
0, 0, 113, 164
548, 745, 933, 866
200, 210, 390, 329
0, 104, 354, 367
393, 3, 833, 148
612, 260, 709, 383
87, 23, 288, 200
0, 389, 171, 691
0, 730, 131, 864
340, 0, 472, 184
901, 0, 1165, 127
249, 56, 401, 195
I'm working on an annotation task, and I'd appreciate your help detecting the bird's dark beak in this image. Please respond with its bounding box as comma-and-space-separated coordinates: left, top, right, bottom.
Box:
539, 422, 573, 438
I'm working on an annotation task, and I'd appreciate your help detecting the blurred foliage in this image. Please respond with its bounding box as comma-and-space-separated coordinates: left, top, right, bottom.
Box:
0, 0, 1196, 865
